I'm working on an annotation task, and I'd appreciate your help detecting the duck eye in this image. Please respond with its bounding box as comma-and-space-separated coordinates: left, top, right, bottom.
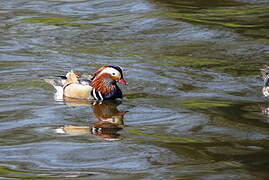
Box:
112, 73, 116, 76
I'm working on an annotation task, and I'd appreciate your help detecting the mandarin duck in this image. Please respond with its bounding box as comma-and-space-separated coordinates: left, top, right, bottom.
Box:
45, 65, 127, 100
261, 66, 269, 97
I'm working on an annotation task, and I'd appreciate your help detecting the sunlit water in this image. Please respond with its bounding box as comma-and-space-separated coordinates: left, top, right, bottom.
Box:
1, 0, 269, 179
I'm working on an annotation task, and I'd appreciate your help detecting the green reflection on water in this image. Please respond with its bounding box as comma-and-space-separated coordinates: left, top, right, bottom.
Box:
164, 12, 266, 28
0, 80, 46, 88
180, 99, 231, 109
23, 16, 100, 27
23, 16, 75, 25
0, 165, 48, 179
161, 56, 226, 68
22, 16, 121, 27
153, 55, 262, 76
0, 164, 93, 179
154, 0, 269, 40
155, 1, 269, 27
127, 128, 209, 143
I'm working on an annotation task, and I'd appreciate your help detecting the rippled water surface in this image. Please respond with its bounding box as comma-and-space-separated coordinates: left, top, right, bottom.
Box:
1, 0, 269, 179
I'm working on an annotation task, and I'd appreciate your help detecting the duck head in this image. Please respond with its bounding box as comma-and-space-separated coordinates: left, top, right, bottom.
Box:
261, 66, 269, 97
91, 65, 127, 96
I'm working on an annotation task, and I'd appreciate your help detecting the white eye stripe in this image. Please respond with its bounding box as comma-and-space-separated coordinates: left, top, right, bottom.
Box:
99, 67, 121, 78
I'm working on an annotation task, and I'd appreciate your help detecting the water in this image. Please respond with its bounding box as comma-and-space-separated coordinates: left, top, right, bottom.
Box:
0, 0, 269, 179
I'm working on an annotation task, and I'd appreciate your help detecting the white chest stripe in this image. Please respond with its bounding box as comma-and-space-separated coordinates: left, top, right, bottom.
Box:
98, 91, 103, 101
92, 88, 98, 100
92, 88, 104, 101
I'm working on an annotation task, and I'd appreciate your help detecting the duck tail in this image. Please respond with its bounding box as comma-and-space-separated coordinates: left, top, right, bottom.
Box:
44, 78, 65, 100
44, 78, 65, 88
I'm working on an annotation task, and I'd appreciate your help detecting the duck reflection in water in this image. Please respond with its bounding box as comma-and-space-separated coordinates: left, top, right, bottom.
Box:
260, 104, 269, 123
56, 99, 128, 141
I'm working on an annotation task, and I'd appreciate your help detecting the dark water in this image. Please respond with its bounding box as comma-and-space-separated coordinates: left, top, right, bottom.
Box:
1, 0, 269, 179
